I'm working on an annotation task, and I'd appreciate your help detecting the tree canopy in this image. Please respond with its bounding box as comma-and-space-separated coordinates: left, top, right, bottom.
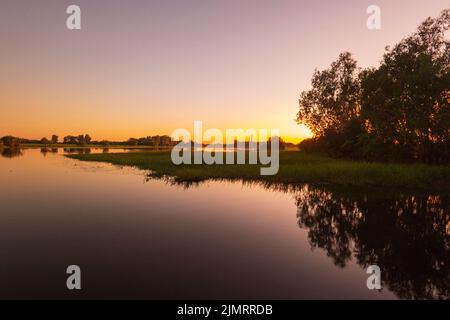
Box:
298, 10, 449, 163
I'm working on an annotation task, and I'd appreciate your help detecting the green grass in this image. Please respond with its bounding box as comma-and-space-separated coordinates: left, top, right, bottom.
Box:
65, 151, 450, 189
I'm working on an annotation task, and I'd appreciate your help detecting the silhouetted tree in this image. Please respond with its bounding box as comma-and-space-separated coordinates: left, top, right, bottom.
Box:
160, 135, 172, 146
98, 140, 110, 146
77, 135, 85, 145
63, 135, 78, 144
297, 10, 450, 164
152, 135, 161, 148
0, 136, 20, 148
127, 138, 139, 146
360, 9, 450, 163
51, 134, 58, 144
297, 52, 361, 137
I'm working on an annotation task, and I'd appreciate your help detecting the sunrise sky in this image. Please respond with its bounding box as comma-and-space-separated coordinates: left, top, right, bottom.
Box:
1, 0, 448, 143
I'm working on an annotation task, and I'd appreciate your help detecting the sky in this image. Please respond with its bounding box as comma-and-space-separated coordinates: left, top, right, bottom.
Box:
0, 0, 448, 143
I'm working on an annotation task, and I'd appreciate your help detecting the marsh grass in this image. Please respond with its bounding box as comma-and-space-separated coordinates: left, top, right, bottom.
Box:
66, 151, 450, 189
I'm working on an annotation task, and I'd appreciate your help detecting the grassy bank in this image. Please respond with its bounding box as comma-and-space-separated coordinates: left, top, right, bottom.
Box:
65, 151, 450, 189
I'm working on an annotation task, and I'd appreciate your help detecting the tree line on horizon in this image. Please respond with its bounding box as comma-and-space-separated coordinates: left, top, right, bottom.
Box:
297, 10, 449, 164
1, 133, 293, 149
0, 134, 177, 148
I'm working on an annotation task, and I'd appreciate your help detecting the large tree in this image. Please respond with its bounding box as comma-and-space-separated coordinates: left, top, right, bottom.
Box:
63, 135, 78, 144
51, 134, 58, 144
84, 134, 92, 144
361, 9, 449, 163
297, 52, 361, 137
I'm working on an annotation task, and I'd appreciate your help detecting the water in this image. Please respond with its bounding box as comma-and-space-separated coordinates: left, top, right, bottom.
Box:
0, 148, 448, 299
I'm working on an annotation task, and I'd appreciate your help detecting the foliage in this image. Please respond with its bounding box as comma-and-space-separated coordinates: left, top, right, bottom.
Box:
0, 135, 20, 148
297, 52, 361, 137
297, 10, 450, 163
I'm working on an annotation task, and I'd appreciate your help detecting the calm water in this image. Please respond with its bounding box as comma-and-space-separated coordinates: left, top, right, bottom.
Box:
0, 148, 448, 299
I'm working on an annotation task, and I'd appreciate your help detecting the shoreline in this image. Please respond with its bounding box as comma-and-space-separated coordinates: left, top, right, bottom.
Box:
65, 151, 450, 190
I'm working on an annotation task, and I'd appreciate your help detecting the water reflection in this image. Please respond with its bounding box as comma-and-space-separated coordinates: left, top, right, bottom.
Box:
1, 148, 23, 158
1, 147, 156, 158
0, 149, 447, 299
294, 185, 449, 299
63, 147, 92, 154
149, 176, 449, 299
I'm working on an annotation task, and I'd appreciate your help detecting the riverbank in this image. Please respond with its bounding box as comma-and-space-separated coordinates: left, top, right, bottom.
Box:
66, 151, 450, 189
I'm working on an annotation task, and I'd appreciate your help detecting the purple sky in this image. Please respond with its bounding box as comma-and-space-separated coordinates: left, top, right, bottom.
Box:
1, 0, 448, 141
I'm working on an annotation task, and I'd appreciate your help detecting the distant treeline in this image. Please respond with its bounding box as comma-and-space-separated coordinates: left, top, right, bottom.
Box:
125, 135, 174, 147
0, 134, 178, 147
2, 134, 296, 150
174, 137, 294, 150
61, 134, 177, 147
297, 10, 449, 164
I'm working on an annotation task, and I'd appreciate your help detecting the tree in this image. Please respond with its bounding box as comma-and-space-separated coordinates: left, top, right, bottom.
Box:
297, 52, 361, 137
40, 137, 50, 145
1, 136, 20, 148
160, 135, 172, 146
361, 9, 449, 163
98, 140, 110, 146
151, 135, 161, 148
84, 134, 91, 144
127, 138, 138, 146
137, 137, 150, 146
77, 135, 85, 145
297, 10, 449, 163
51, 135, 58, 144
63, 135, 78, 144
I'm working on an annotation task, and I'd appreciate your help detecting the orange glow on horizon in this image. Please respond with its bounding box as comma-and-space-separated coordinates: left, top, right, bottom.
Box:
1, 1, 444, 143
0, 123, 313, 145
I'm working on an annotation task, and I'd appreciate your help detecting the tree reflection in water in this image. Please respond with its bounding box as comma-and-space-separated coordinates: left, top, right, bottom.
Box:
294, 185, 449, 299
1, 148, 23, 158
63, 148, 92, 155
148, 175, 449, 299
